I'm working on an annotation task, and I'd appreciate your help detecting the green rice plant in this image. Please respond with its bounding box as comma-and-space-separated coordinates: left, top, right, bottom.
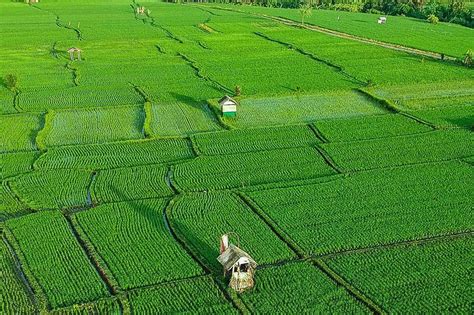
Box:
9, 169, 92, 210
4, 211, 109, 309
1, 151, 39, 179
34, 138, 194, 170
47, 297, 121, 315
322, 129, 474, 171
241, 262, 366, 313
169, 192, 295, 271
173, 146, 336, 191
192, 124, 320, 155
91, 165, 173, 204
148, 101, 221, 137
325, 236, 473, 313
0, 113, 42, 152
0, 181, 30, 221
128, 275, 236, 314
41, 106, 145, 147
315, 114, 432, 142
214, 91, 387, 129
246, 161, 473, 255
74, 199, 204, 289
409, 105, 474, 129
0, 238, 36, 314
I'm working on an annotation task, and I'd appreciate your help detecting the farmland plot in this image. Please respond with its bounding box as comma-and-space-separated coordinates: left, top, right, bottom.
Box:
315, 114, 432, 142
4, 211, 109, 309
34, 138, 194, 170
0, 182, 30, 221
0, 113, 42, 152
169, 192, 295, 271
246, 161, 473, 255
91, 164, 173, 204
322, 129, 474, 171
74, 199, 204, 289
192, 124, 320, 155
40, 106, 145, 147
173, 147, 336, 191
218, 91, 387, 129
325, 236, 473, 313
147, 101, 220, 137
128, 276, 236, 314
1, 151, 39, 179
0, 238, 35, 314
47, 297, 121, 315
241, 262, 366, 313
410, 105, 474, 129
9, 169, 91, 210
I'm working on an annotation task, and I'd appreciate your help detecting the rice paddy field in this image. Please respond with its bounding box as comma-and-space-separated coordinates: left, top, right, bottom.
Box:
0, 0, 472, 314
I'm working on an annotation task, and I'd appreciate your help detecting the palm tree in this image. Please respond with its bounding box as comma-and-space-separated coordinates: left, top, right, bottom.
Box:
299, 3, 312, 26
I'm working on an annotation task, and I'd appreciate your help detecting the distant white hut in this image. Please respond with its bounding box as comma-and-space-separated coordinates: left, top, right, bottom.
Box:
378, 16, 387, 24
218, 95, 238, 117
67, 47, 82, 61
217, 234, 257, 292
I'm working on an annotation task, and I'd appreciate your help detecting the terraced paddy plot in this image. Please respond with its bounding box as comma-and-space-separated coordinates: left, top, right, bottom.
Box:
1, 151, 39, 178
192, 124, 320, 155
241, 262, 366, 313
322, 129, 474, 171
20, 87, 145, 112
410, 106, 474, 129
4, 211, 109, 309
169, 192, 294, 271
73, 199, 204, 289
223, 91, 387, 128
246, 161, 474, 255
325, 236, 473, 313
0, 182, 29, 221
147, 101, 220, 137
128, 276, 236, 314
315, 114, 432, 142
34, 138, 194, 170
173, 146, 336, 191
39, 106, 145, 147
0, 113, 42, 152
91, 165, 173, 204
0, 238, 35, 314
47, 297, 121, 315
9, 169, 91, 210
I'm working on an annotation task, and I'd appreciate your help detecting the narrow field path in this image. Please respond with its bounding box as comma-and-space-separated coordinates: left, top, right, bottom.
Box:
204, 5, 459, 62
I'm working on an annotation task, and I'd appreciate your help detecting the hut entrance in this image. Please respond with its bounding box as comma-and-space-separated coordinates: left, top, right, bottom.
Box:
68, 47, 82, 61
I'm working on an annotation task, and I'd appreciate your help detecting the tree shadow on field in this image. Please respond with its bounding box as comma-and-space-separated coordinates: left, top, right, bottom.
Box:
447, 115, 474, 130
170, 92, 204, 111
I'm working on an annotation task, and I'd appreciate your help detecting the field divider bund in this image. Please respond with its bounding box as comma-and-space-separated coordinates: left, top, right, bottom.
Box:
2, 228, 49, 311
2, 232, 40, 313
314, 145, 345, 174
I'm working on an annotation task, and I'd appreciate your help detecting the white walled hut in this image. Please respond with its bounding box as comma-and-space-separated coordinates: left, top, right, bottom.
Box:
217, 234, 257, 292
218, 95, 238, 117
67, 47, 82, 61
378, 16, 387, 24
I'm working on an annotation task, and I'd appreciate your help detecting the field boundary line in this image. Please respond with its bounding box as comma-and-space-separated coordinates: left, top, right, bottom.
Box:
2, 233, 39, 313
314, 145, 345, 173
201, 4, 458, 63
63, 214, 120, 295
308, 123, 329, 143
2, 228, 49, 311
164, 195, 250, 314
34, 110, 54, 152
254, 31, 367, 86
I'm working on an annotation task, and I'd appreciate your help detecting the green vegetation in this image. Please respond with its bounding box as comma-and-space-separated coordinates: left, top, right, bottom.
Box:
0, 238, 35, 314
128, 276, 236, 314
326, 236, 473, 312
2, 151, 39, 178
247, 161, 473, 255
170, 192, 295, 270
4, 211, 109, 309
0, 113, 41, 152
74, 199, 204, 289
173, 147, 336, 191
242, 262, 366, 313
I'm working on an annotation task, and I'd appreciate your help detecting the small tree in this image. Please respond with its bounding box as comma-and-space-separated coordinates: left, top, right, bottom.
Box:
3, 74, 17, 91
299, 2, 313, 26
235, 85, 241, 96
427, 14, 439, 24
463, 49, 473, 67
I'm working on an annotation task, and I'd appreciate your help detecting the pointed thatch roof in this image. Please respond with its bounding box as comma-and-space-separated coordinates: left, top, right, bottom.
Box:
217, 244, 257, 271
